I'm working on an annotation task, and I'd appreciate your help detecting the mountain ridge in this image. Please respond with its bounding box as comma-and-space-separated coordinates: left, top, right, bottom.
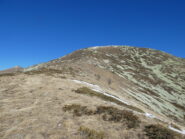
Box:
0, 46, 185, 139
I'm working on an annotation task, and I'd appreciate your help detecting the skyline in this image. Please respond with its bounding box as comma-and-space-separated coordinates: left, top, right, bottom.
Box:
0, 0, 185, 70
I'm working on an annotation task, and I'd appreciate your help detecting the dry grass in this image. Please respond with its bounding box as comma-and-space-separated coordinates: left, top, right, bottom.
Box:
24, 68, 63, 75
171, 124, 181, 130
24, 67, 77, 76
96, 106, 140, 128
63, 104, 140, 129
0, 73, 16, 77
63, 104, 94, 116
144, 124, 181, 139
95, 74, 101, 80
74, 87, 144, 113
79, 126, 105, 139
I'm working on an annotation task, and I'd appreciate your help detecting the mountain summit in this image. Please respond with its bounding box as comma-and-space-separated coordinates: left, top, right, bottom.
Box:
0, 46, 185, 139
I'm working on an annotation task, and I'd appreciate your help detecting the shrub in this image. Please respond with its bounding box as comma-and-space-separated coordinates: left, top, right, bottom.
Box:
96, 106, 140, 128
63, 104, 94, 116
63, 104, 140, 128
79, 126, 105, 139
144, 124, 181, 139
0, 73, 16, 77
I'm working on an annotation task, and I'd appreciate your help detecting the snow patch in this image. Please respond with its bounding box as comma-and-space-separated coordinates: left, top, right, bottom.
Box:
72, 80, 103, 92
145, 113, 156, 118
72, 80, 129, 105
168, 125, 185, 135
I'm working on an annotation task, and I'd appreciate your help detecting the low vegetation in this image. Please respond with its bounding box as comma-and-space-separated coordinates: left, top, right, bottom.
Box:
74, 87, 144, 113
144, 124, 181, 139
79, 126, 105, 139
24, 67, 77, 76
96, 106, 140, 128
0, 73, 16, 77
24, 68, 63, 75
63, 104, 94, 116
171, 102, 185, 112
63, 104, 140, 128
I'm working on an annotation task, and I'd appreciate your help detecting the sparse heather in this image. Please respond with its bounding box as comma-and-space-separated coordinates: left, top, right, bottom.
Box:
144, 124, 182, 139
63, 104, 140, 128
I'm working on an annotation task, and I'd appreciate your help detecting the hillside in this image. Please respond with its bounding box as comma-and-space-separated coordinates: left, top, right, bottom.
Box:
0, 46, 185, 139
0, 66, 23, 75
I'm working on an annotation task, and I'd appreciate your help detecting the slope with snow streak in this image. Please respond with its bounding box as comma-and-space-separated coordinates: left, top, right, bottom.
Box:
169, 125, 185, 135
72, 79, 185, 135
72, 79, 129, 105
72, 80, 152, 114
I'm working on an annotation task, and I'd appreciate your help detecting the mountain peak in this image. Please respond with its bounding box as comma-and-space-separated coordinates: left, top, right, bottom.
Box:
1, 46, 185, 138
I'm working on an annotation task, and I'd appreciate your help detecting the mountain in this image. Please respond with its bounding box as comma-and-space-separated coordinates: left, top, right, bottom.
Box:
0, 46, 185, 139
0, 66, 23, 75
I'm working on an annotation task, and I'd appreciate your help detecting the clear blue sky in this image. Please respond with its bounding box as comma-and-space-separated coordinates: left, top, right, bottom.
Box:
0, 0, 185, 70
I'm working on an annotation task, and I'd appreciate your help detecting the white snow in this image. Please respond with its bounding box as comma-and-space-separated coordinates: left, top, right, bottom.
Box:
72, 80, 129, 105
145, 113, 156, 118
72, 80, 103, 92
168, 125, 185, 135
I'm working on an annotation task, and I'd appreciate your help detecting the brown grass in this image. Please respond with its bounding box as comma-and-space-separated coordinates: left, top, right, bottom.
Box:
24, 68, 63, 75
74, 87, 144, 113
79, 126, 105, 139
144, 124, 181, 139
171, 103, 185, 112
24, 67, 77, 76
63, 104, 94, 116
63, 104, 140, 129
0, 73, 16, 77
96, 106, 140, 128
